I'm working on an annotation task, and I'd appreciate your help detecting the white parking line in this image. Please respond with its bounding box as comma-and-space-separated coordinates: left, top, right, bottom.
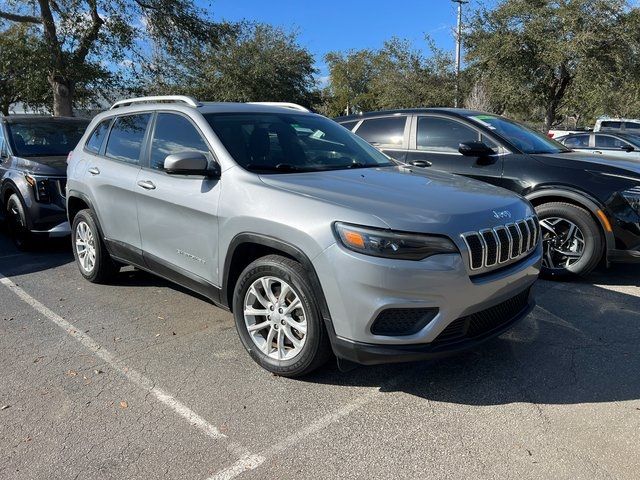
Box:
0, 273, 226, 441
207, 374, 411, 480
1, 271, 410, 480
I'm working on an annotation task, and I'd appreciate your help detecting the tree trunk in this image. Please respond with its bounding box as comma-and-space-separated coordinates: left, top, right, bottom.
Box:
50, 74, 73, 116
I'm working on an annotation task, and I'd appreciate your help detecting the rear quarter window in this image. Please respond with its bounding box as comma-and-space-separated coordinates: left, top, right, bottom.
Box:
84, 119, 111, 154
354, 116, 406, 146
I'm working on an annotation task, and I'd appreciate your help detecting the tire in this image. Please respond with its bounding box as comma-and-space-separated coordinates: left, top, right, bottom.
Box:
535, 202, 604, 279
5, 193, 33, 251
71, 209, 119, 283
233, 254, 332, 377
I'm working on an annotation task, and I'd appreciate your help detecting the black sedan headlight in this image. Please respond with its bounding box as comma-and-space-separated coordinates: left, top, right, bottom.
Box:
334, 222, 459, 260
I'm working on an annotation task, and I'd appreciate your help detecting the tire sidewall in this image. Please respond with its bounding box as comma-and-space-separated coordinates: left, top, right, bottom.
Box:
6, 194, 31, 250
72, 210, 103, 282
536, 203, 603, 278
233, 257, 324, 375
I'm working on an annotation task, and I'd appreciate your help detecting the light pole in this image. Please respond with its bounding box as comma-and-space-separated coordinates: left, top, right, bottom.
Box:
452, 0, 468, 108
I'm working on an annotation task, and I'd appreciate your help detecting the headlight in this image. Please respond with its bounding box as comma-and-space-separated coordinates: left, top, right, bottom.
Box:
334, 222, 459, 260
622, 187, 640, 212
25, 174, 50, 203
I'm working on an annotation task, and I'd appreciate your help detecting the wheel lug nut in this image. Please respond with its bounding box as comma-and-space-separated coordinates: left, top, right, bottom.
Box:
278, 308, 283, 314
274, 324, 278, 329
281, 320, 285, 325
269, 305, 274, 311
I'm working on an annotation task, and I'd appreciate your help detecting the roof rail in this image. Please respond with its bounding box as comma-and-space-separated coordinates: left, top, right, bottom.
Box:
110, 95, 200, 110
248, 102, 310, 112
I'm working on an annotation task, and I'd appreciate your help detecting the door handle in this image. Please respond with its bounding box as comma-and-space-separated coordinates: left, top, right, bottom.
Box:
88, 167, 100, 175
410, 160, 432, 168
593, 150, 603, 154
137, 180, 156, 190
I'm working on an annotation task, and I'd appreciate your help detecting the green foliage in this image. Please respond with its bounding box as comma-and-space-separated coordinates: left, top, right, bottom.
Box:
465, 0, 636, 129
0, 24, 49, 114
323, 36, 456, 117
165, 23, 319, 107
0, 0, 216, 115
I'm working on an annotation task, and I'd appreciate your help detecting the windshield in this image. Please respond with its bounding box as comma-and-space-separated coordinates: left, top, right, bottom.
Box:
205, 112, 396, 173
467, 114, 570, 154
7, 120, 88, 157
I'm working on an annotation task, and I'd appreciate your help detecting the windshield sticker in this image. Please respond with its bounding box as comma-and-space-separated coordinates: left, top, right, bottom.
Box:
471, 115, 497, 129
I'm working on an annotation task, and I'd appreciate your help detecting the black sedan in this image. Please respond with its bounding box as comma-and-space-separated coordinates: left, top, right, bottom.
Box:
336, 109, 640, 278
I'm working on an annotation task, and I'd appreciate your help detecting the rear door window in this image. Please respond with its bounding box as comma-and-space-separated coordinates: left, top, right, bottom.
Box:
417, 116, 482, 153
601, 121, 622, 130
85, 119, 111, 154
563, 134, 590, 148
354, 116, 406, 147
595, 135, 628, 148
105, 114, 151, 165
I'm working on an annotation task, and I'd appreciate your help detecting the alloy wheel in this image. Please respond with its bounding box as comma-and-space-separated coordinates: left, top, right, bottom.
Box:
75, 221, 96, 273
243, 276, 307, 360
539, 216, 585, 270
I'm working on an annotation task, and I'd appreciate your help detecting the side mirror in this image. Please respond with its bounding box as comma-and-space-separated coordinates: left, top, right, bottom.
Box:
164, 152, 219, 177
458, 141, 495, 157
621, 145, 635, 152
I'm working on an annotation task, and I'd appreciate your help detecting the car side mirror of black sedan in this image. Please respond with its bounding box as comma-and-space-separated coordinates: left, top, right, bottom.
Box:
459, 141, 495, 157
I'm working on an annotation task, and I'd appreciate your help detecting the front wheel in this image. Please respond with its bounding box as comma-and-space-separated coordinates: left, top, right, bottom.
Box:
5, 193, 33, 250
71, 209, 119, 283
536, 202, 604, 279
233, 255, 332, 377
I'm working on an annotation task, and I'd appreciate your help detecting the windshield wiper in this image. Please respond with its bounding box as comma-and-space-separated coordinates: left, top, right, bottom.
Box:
246, 163, 303, 172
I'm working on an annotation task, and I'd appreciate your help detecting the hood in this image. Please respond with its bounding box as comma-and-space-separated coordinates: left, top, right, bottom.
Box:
535, 151, 640, 177
15, 156, 68, 176
259, 166, 533, 234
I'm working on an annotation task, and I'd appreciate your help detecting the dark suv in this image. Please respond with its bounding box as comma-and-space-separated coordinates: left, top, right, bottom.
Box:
0, 115, 89, 248
337, 109, 640, 277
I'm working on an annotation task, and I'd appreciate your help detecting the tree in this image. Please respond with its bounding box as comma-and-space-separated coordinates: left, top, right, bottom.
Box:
323, 37, 456, 117
0, 25, 49, 114
0, 0, 214, 116
372, 37, 455, 110
465, 0, 633, 130
324, 49, 379, 116
154, 23, 319, 107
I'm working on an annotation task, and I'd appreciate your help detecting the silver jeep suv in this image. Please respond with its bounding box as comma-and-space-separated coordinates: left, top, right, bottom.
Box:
67, 96, 541, 376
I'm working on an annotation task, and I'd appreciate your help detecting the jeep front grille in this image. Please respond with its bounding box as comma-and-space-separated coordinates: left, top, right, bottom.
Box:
461, 216, 539, 271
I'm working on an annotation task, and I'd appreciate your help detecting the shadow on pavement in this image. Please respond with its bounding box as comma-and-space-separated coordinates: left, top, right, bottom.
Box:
0, 224, 74, 276
303, 280, 640, 406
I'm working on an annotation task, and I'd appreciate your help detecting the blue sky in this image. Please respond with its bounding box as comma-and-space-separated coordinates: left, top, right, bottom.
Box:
203, 0, 489, 82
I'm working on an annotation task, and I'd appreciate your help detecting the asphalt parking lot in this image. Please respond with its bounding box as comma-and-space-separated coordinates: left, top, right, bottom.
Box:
0, 227, 638, 480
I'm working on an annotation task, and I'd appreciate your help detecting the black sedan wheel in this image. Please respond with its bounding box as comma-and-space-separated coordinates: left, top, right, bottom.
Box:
536, 202, 603, 278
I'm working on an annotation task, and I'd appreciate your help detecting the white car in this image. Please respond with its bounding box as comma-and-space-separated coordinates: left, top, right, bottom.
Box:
556, 131, 640, 161
594, 118, 640, 133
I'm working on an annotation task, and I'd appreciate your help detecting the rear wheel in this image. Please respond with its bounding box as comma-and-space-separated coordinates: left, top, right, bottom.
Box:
72, 209, 119, 283
536, 202, 603, 279
5, 193, 33, 250
233, 254, 332, 377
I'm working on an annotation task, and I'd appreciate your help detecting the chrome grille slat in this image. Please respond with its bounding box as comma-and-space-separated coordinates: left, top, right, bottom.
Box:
462, 216, 539, 271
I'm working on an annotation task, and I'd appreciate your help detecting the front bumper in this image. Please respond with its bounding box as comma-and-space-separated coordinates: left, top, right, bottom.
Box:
331, 287, 534, 365
312, 242, 541, 363
31, 220, 71, 237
